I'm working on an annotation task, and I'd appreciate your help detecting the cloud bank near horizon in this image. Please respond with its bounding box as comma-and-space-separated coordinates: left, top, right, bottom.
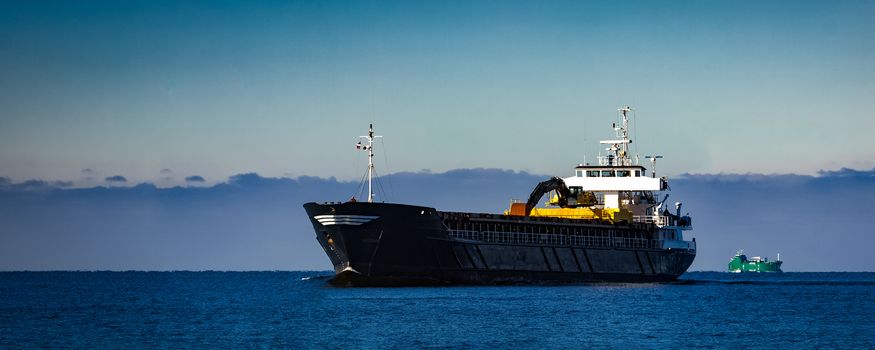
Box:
6, 166, 875, 190
1, 168, 873, 272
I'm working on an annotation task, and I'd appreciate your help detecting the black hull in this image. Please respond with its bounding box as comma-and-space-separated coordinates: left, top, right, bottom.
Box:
303, 202, 696, 286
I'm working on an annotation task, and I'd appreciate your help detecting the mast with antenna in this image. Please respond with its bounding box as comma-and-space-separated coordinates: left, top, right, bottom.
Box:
356, 124, 382, 202
598, 105, 634, 166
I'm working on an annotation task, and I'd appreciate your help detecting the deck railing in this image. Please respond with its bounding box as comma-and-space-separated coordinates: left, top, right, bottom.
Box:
448, 230, 659, 249
632, 215, 667, 226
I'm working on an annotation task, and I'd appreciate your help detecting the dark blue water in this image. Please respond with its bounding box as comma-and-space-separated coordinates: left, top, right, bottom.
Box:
1, 272, 873, 348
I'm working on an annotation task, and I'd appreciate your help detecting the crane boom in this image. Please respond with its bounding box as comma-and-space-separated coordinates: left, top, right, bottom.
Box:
525, 177, 572, 216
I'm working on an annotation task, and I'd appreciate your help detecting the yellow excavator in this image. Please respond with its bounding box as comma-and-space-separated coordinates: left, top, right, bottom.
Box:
505, 177, 632, 222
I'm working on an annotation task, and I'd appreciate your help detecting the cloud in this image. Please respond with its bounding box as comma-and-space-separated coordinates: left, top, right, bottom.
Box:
105, 175, 127, 183
226, 173, 295, 187
817, 167, 875, 178
185, 175, 205, 183
0, 179, 70, 190
1, 168, 873, 271
17, 180, 50, 189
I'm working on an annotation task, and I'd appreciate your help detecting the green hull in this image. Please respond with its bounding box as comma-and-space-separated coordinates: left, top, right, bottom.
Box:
728, 253, 782, 273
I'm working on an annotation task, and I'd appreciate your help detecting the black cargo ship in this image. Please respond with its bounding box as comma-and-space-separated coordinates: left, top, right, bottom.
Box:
304, 107, 696, 285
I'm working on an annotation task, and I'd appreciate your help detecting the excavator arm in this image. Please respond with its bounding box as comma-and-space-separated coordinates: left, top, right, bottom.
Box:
525, 177, 572, 216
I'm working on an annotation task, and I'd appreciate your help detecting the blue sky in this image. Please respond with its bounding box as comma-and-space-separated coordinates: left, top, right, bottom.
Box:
2, 0, 874, 185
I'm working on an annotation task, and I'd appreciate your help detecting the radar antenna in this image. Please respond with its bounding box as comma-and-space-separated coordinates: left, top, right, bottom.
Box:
645, 155, 663, 178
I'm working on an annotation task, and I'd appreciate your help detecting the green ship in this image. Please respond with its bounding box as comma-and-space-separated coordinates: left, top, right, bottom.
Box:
728, 251, 782, 273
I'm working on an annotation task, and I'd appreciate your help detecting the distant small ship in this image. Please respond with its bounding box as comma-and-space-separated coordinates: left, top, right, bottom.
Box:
728, 251, 783, 273
304, 106, 696, 285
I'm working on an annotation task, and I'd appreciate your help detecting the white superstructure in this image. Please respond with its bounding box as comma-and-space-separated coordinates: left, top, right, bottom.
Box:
561, 106, 669, 207
548, 106, 692, 246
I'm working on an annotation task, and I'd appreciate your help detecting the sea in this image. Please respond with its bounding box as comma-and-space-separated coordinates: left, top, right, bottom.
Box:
1, 271, 873, 349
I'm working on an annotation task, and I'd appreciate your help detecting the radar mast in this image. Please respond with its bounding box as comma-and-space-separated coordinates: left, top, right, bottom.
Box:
599, 105, 635, 166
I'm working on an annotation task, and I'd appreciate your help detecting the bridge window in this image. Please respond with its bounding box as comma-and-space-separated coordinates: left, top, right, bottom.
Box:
635, 170, 641, 177
576, 170, 583, 177
601, 170, 615, 177
616, 170, 631, 177
586, 170, 600, 177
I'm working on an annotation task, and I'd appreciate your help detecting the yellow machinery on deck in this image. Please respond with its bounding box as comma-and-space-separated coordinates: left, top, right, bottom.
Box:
504, 201, 632, 222
502, 176, 633, 223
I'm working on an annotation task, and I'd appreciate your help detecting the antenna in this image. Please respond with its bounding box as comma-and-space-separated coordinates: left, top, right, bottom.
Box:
645, 155, 663, 178
357, 124, 383, 202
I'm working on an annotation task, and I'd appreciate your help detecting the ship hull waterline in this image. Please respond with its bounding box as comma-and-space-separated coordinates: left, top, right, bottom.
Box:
304, 202, 696, 286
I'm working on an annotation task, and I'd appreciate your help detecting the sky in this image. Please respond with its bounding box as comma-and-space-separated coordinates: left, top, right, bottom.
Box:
1, 1, 874, 272
2, 0, 874, 185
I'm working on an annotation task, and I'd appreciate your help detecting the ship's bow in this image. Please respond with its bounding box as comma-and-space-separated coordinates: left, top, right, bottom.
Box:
303, 201, 447, 285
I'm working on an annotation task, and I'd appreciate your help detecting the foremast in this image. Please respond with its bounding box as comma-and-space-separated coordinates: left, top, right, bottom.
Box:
356, 124, 382, 203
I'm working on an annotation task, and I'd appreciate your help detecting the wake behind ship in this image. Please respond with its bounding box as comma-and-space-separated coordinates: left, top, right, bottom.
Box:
304, 106, 696, 285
